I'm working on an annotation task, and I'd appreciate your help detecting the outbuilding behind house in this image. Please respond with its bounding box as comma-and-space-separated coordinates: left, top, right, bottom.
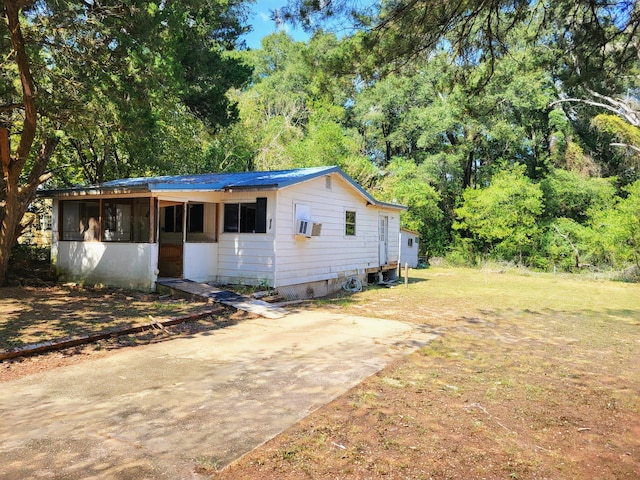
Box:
399, 228, 420, 269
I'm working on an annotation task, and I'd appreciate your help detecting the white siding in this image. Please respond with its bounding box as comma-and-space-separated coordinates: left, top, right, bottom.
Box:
216, 235, 275, 286
183, 243, 218, 282
399, 230, 420, 268
273, 173, 402, 288
55, 241, 157, 291
216, 191, 277, 286
386, 214, 401, 263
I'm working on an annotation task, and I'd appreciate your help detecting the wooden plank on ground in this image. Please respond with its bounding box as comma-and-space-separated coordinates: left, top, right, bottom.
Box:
157, 279, 288, 319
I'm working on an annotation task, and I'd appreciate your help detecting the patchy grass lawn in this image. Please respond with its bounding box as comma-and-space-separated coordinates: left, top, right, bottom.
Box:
216, 267, 640, 479
1, 267, 639, 479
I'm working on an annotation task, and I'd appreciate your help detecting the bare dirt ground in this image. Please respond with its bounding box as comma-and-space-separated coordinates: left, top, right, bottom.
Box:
2, 267, 639, 479
0, 285, 249, 382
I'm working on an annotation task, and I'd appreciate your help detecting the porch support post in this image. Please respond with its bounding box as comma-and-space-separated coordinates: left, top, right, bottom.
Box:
149, 196, 156, 243
182, 202, 187, 244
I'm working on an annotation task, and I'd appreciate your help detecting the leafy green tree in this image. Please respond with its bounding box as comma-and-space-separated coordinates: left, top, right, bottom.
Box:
591, 114, 640, 184
230, 32, 373, 177
544, 218, 592, 271
0, 0, 251, 285
540, 169, 616, 223
616, 181, 640, 268
352, 73, 420, 166
278, 1, 638, 85
282, 104, 380, 187
545, 109, 602, 177
376, 158, 444, 259
551, 85, 640, 183
454, 167, 544, 264
588, 181, 640, 269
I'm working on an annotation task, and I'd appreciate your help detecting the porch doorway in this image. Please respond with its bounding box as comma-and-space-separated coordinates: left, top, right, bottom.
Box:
158, 201, 184, 277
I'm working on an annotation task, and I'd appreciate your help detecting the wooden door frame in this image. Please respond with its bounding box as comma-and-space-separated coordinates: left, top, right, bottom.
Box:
157, 200, 186, 278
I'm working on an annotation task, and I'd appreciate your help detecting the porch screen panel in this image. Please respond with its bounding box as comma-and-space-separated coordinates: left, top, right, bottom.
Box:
60, 200, 100, 241
59, 198, 150, 243
188, 203, 204, 233
163, 205, 183, 233
103, 198, 150, 242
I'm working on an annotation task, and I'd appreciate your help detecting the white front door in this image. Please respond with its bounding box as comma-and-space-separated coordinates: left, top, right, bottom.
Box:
379, 215, 389, 266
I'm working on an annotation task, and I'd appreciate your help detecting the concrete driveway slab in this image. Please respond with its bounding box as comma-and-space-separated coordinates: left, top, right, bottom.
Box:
0, 310, 435, 479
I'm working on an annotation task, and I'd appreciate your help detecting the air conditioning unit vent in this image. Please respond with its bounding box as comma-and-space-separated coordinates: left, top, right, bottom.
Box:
296, 218, 312, 237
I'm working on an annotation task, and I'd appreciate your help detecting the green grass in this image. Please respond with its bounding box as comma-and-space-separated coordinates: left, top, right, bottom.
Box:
219, 266, 640, 479
373, 266, 637, 313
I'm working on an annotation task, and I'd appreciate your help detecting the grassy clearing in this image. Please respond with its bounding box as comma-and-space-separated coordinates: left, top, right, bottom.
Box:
219, 267, 640, 479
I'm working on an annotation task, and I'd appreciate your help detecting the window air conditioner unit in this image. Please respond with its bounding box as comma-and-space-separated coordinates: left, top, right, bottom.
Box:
296, 219, 322, 237
296, 218, 312, 237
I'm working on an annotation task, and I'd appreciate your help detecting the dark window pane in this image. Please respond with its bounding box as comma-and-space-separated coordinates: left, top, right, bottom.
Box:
188, 203, 204, 233
165, 206, 175, 232
164, 206, 183, 233
240, 203, 257, 232
224, 203, 239, 232
60, 200, 100, 241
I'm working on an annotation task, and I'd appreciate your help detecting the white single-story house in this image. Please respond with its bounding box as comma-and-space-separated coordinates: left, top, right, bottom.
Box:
399, 228, 420, 269
40, 166, 407, 299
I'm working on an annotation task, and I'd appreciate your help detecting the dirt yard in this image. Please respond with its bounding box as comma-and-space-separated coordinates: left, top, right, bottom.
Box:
1, 267, 639, 479
0, 284, 245, 382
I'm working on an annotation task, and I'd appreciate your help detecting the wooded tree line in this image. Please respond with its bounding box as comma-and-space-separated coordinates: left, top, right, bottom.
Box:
1, 0, 639, 284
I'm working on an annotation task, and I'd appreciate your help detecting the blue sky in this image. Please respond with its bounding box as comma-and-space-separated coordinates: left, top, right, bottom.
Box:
241, 1, 310, 49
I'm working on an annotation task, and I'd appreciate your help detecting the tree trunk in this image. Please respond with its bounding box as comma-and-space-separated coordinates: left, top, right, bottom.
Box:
0, 1, 58, 286
462, 150, 474, 189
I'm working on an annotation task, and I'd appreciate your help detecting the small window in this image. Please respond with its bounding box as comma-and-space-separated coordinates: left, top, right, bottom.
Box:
40, 214, 52, 231
408, 238, 413, 247
345, 210, 356, 236
224, 197, 267, 233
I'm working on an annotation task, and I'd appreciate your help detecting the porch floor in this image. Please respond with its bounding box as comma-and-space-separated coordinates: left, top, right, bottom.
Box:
156, 278, 288, 319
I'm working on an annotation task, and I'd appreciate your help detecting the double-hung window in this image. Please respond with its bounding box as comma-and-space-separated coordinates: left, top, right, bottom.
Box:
345, 210, 356, 236
224, 198, 267, 233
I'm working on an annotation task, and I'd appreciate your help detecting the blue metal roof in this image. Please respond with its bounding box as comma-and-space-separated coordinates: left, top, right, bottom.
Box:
41, 166, 406, 210
100, 165, 338, 191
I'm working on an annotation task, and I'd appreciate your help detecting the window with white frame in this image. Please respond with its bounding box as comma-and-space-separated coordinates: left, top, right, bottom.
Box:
345, 210, 356, 236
